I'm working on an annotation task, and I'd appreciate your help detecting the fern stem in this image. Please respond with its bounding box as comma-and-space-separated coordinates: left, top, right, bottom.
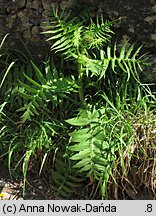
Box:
78, 63, 86, 107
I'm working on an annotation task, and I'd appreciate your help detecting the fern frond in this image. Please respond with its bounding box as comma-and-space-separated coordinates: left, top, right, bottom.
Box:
82, 18, 114, 50
65, 105, 117, 199
66, 106, 112, 176
66, 104, 136, 198
42, 8, 113, 60
52, 156, 84, 198
17, 61, 78, 122
42, 8, 82, 58
101, 41, 147, 81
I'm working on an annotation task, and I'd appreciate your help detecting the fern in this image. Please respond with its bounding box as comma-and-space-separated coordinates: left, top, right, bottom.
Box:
76, 43, 146, 81
1, 8, 154, 200
51, 153, 85, 198
17, 60, 78, 122
65, 103, 135, 198
66, 106, 110, 172
82, 18, 113, 50
42, 8, 146, 93
103, 42, 147, 81
42, 9, 81, 58
42, 8, 113, 59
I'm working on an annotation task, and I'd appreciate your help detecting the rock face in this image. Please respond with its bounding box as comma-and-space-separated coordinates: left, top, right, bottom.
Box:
0, 0, 52, 60
0, 0, 155, 81
101, 0, 156, 48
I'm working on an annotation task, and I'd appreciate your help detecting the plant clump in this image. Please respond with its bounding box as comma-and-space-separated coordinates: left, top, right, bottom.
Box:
0, 7, 155, 199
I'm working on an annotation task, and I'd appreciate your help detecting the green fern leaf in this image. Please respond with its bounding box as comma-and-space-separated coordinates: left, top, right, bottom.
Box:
51, 156, 84, 198
103, 41, 146, 82
70, 148, 92, 160
69, 128, 90, 143
72, 158, 90, 169
23, 73, 42, 88
17, 61, 78, 121
31, 61, 47, 85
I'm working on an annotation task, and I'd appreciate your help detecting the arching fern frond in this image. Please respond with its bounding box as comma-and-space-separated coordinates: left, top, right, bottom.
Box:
66, 104, 136, 198
66, 105, 115, 197
102, 41, 147, 81
17, 60, 78, 122
52, 155, 85, 198
76, 40, 147, 80
42, 7, 113, 59
82, 18, 114, 50
42, 8, 82, 59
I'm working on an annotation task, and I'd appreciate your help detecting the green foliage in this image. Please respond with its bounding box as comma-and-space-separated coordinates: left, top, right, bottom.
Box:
66, 104, 131, 198
42, 8, 148, 109
42, 8, 113, 59
42, 8, 146, 82
100, 42, 146, 81
42, 8, 155, 199
51, 153, 85, 198
17, 60, 78, 122
0, 34, 15, 96
0, 36, 35, 109
0, 8, 155, 199
66, 96, 155, 198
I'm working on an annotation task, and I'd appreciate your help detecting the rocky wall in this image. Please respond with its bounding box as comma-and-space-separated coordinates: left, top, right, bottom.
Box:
0, 0, 155, 81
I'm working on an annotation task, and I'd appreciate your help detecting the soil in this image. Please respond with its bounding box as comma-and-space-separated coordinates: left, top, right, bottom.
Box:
0, 175, 63, 200
0, 175, 155, 200
0, 162, 155, 200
